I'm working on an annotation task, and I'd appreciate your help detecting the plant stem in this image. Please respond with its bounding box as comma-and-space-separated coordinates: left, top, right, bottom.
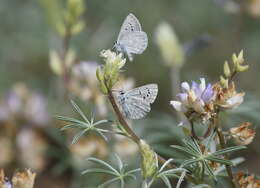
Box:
216, 128, 236, 188
107, 91, 140, 143
107, 90, 197, 184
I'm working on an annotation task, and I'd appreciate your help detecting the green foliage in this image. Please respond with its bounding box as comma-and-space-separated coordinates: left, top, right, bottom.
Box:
57, 100, 111, 144
82, 155, 140, 188
171, 138, 246, 180
145, 158, 186, 188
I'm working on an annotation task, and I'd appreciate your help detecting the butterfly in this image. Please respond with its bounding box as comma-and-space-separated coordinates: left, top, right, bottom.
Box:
113, 13, 148, 62
115, 84, 158, 119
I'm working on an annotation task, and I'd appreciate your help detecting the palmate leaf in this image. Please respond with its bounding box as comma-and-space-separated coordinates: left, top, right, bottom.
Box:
83, 156, 140, 188
171, 137, 245, 181
57, 100, 111, 143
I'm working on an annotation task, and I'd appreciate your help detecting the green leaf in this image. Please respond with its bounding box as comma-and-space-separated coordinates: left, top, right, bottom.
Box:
86, 157, 119, 175
176, 170, 186, 188
181, 158, 200, 167
160, 168, 185, 177
71, 129, 88, 144
81, 168, 117, 176
160, 175, 172, 188
192, 184, 211, 188
159, 158, 174, 173
206, 156, 233, 166
56, 115, 88, 127
171, 145, 198, 157
70, 100, 90, 124
93, 119, 110, 126
203, 161, 215, 179
114, 154, 124, 172
60, 123, 86, 131
212, 146, 246, 156
98, 177, 120, 188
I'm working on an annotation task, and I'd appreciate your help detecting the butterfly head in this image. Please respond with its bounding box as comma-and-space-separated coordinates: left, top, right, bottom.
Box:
118, 90, 125, 95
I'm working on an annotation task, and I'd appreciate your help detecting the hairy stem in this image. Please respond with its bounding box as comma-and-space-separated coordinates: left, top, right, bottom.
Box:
216, 128, 236, 188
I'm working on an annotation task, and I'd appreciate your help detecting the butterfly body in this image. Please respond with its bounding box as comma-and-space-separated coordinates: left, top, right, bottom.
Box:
115, 84, 158, 119
114, 13, 148, 61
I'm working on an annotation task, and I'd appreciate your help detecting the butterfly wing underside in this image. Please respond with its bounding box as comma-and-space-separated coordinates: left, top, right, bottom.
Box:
119, 31, 148, 55
117, 13, 142, 40
118, 84, 158, 119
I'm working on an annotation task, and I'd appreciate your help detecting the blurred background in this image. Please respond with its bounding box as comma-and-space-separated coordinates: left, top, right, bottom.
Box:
0, 0, 260, 187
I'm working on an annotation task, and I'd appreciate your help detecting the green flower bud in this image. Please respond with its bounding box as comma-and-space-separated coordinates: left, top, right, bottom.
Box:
236, 64, 249, 72
49, 50, 63, 75
155, 22, 185, 67
71, 21, 85, 35
220, 76, 229, 88
139, 140, 158, 179
224, 61, 231, 78
96, 50, 126, 93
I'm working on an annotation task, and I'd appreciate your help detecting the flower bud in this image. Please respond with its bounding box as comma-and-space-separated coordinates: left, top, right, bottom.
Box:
139, 140, 158, 179
224, 61, 231, 77
49, 50, 63, 76
155, 22, 185, 67
236, 64, 249, 72
220, 76, 229, 88
235, 171, 260, 188
230, 122, 255, 146
97, 50, 126, 93
12, 169, 36, 188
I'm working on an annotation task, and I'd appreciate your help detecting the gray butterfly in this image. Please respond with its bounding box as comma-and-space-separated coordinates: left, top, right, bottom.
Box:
114, 13, 148, 62
115, 84, 158, 119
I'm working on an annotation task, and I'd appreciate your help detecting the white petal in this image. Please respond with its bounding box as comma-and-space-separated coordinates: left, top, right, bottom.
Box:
181, 82, 190, 92
170, 101, 187, 112
199, 78, 206, 91
226, 94, 244, 108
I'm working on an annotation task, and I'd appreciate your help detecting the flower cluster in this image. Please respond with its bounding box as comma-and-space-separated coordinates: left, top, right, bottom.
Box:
0, 169, 36, 188
230, 122, 256, 146
171, 51, 248, 126
213, 82, 244, 109
170, 78, 216, 123
96, 50, 126, 94
235, 171, 260, 188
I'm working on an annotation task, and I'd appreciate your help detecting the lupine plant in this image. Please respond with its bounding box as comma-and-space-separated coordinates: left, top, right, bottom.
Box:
55, 10, 259, 188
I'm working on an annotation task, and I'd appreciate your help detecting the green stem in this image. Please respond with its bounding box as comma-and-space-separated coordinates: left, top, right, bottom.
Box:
107, 90, 197, 184
216, 128, 236, 188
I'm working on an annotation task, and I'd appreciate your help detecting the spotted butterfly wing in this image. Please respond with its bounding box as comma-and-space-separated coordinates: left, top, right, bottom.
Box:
117, 13, 142, 40
118, 31, 148, 61
115, 13, 148, 62
116, 84, 158, 119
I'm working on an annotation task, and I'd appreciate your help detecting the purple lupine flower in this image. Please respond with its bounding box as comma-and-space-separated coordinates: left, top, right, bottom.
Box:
170, 78, 216, 114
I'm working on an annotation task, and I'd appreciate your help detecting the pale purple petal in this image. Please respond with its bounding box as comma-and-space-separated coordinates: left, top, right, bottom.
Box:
176, 93, 188, 102
192, 81, 202, 97
201, 84, 214, 103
